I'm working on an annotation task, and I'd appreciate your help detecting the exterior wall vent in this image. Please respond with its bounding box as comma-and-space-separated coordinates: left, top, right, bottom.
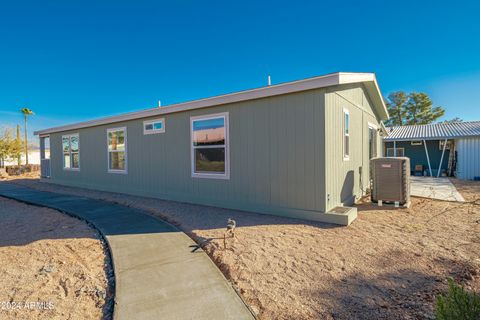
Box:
370, 157, 410, 206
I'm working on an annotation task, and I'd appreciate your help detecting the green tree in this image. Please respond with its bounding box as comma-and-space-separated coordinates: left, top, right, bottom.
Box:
15, 124, 22, 165
0, 128, 12, 167
20, 107, 34, 165
384, 91, 408, 126
406, 92, 445, 125
0, 127, 23, 167
384, 91, 445, 126
442, 117, 463, 123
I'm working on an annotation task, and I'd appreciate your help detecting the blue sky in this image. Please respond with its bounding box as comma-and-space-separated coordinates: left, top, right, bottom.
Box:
1, 1, 480, 144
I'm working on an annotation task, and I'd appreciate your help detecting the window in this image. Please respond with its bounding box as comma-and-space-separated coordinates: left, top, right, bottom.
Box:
190, 112, 229, 179
386, 148, 404, 157
62, 134, 80, 170
40, 135, 51, 178
144, 118, 165, 135
41, 136, 50, 160
368, 124, 378, 159
107, 127, 127, 173
411, 140, 423, 146
439, 140, 452, 150
343, 109, 350, 159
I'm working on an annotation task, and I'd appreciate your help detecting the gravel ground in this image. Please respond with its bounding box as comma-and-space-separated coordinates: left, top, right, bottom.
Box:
5, 175, 480, 319
0, 196, 114, 320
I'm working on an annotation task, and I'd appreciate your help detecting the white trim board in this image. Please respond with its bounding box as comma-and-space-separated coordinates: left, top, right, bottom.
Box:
34, 72, 389, 135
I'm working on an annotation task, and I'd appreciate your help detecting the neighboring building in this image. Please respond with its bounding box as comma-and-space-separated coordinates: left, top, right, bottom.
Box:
2, 148, 41, 166
384, 121, 480, 180
35, 72, 388, 225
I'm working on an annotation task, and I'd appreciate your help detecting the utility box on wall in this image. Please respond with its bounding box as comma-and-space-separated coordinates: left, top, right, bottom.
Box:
370, 157, 410, 206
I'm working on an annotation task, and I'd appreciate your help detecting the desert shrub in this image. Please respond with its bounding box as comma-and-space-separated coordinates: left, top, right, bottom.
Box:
436, 278, 480, 320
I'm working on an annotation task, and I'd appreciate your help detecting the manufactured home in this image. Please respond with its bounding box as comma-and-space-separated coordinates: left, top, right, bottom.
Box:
384, 121, 480, 180
35, 72, 389, 225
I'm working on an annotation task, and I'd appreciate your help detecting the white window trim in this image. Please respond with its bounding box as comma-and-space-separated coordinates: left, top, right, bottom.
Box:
343, 108, 350, 161
62, 133, 80, 171
190, 112, 230, 180
107, 127, 128, 174
439, 140, 451, 150
40, 135, 50, 160
143, 118, 165, 135
40, 135, 52, 178
386, 147, 405, 157
411, 140, 423, 146
368, 122, 378, 159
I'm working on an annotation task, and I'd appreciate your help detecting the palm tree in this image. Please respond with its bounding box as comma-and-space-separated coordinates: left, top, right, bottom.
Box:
20, 107, 34, 165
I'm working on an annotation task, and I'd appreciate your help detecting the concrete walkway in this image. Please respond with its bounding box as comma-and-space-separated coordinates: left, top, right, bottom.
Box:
0, 182, 254, 320
410, 177, 465, 202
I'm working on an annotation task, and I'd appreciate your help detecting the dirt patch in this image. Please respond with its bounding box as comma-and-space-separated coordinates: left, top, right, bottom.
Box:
0, 196, 114, 320
450, 178, 480, 202
5, 177, 480, 319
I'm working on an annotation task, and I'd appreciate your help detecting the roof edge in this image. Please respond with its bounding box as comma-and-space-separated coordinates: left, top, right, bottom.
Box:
384, 135, 480, 142
35, 72, 388, 135
338, 73, 389, 120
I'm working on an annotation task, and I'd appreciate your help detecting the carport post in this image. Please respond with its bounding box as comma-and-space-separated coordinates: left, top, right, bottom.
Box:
437, 138, 448, 177
393, 141, 397, 156
423, 139, 433, 177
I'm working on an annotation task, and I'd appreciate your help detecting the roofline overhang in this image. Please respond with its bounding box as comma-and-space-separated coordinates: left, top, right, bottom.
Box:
380, 122, 388, 135
34, 72, 389, 135
384, 135, 479, 142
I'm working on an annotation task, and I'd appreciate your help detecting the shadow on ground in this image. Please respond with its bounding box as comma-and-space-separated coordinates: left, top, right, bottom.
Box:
311, 249, 478, 320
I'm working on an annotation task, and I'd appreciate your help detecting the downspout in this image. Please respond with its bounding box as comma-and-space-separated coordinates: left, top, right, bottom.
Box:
393, 141, 397, 156
437, 138, 448, 177
423, 139, 433, 177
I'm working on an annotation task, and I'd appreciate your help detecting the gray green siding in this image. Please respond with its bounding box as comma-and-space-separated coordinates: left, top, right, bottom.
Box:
48, 89, 328, 219
324, 84, 382, 210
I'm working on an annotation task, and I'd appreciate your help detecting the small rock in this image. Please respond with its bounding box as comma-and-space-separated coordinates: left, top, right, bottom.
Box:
250, 305, 259, 315
40, 264, 55, 274
95, 286, 107, 299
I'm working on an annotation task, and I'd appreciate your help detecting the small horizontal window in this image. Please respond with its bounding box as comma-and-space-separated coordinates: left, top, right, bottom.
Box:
143, 118, 165, 135
411, 140, 422, 146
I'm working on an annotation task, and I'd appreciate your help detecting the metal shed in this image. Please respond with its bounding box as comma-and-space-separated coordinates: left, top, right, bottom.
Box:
384, 121, 480, 180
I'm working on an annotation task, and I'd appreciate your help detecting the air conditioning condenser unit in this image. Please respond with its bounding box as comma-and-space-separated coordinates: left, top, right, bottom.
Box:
370, 157, 410, 207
